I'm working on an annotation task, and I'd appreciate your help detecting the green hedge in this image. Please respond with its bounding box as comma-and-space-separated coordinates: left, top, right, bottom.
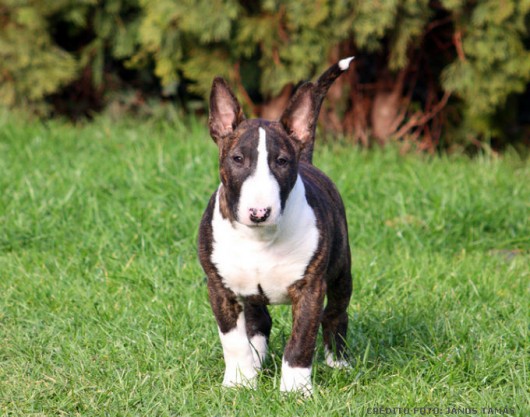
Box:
1, 0, 529, 150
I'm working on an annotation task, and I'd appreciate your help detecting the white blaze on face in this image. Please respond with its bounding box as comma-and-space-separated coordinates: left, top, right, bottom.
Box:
238, 127, 281, 226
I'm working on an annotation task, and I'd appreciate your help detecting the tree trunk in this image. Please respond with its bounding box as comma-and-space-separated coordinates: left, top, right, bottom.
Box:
370, 69, 407, 143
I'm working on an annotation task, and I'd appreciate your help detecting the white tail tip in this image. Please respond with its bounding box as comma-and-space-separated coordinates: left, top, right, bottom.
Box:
338, 56, 355, 71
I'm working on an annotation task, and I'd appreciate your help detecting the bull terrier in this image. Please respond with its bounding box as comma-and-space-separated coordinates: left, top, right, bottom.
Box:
198, 57, 354, 395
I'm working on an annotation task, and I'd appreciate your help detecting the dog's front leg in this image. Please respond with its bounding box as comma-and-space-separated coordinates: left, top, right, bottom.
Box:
207, 277, 258, 388
281, 278, 326, 395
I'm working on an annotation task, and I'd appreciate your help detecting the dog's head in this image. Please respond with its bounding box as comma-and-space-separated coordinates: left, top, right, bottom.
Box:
208, 57, 354, 227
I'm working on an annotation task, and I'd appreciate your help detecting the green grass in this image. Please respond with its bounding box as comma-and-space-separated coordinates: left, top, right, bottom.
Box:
0, 114, 528, 416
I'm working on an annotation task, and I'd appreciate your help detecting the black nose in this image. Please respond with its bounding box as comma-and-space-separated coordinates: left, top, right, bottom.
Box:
249, 207, 271, 223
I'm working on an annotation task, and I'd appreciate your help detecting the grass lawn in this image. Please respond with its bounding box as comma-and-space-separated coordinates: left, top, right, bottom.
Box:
0, 114, 528, 416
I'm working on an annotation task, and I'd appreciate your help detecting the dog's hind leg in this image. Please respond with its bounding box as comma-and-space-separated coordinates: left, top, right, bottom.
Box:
244, 303, 272, 367
322, 266, 352, 368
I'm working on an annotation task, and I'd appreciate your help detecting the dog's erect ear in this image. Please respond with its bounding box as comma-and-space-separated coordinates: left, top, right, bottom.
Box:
280, 82, 315, 146
280, 56, 354, 162
209, 77, 245, 143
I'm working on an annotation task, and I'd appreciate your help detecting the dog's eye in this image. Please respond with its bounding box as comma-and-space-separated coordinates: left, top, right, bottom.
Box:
232, 155, 244, 164
276, 157, 289, 166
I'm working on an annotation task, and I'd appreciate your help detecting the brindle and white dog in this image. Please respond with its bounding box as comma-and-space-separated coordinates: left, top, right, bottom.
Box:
198, 58, 354, 395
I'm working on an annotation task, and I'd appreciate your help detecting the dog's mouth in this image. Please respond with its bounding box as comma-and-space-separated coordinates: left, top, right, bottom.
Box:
240, 221, 280, 240
236, 215, 280, 230
240, 219, 273, 228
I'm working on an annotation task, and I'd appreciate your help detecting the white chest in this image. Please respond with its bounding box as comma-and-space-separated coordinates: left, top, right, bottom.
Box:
210, 177, 319, 304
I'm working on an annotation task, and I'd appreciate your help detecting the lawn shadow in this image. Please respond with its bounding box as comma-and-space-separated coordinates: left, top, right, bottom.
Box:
311, 307, 455, 388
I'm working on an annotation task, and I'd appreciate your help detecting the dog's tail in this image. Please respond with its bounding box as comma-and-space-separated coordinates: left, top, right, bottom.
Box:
300, 57, 354, 164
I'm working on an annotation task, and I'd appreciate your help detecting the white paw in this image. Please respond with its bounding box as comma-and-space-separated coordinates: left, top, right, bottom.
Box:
280, 358, 313, 396
325, 347, 350, 369
222, 365, 258, 389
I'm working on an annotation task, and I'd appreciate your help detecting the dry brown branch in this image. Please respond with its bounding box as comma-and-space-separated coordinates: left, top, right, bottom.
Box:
394, 90, 451, 140
453, 29, 466, 61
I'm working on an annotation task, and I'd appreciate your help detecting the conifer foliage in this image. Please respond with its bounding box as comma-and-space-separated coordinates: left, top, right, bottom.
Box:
0, 0, 529, 149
